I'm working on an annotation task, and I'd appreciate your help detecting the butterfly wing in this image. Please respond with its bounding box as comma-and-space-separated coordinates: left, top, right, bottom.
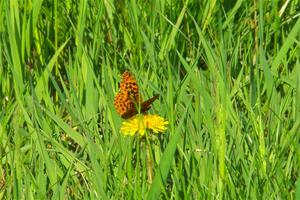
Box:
141, 94, 159, 113
119, 94, 159, 119
114, 92, 134, 118
120, 71, 140, 102
114, 71, 158, 119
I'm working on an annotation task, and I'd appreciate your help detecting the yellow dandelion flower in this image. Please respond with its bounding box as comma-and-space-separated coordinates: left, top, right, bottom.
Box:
120, 114, 168, 136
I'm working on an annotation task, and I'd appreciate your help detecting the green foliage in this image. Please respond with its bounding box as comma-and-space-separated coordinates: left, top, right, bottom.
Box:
1, 0, 300, 199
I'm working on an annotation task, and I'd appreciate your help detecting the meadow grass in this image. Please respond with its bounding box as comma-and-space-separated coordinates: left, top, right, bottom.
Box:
1, 0, 300, 199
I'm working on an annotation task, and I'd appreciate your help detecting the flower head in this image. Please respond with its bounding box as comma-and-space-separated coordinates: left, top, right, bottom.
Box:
120, 114, 168, 136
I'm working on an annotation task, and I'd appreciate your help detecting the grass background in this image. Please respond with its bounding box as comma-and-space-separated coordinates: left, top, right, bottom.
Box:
1, 0, 300, 199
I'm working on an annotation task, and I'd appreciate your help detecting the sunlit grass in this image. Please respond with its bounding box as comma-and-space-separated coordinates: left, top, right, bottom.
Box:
1, 0, 300, 199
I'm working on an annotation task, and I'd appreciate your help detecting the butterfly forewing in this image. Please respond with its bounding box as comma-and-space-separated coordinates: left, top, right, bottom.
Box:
141, 94, 159, 112
120, 71, 140, 102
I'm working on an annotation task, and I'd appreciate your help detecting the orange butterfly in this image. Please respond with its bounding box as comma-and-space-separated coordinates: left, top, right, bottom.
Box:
114, 71, 159, 119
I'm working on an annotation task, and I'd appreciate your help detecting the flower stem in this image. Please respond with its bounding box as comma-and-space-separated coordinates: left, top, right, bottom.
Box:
146, 142, 153, 184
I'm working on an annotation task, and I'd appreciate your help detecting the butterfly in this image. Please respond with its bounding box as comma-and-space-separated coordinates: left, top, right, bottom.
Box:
114, 71, 159, 119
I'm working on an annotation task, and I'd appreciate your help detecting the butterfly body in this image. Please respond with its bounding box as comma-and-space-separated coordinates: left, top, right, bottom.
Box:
114, 71, 158, 119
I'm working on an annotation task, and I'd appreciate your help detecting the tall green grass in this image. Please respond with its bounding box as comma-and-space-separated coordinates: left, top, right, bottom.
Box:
1, 0, 300, 199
